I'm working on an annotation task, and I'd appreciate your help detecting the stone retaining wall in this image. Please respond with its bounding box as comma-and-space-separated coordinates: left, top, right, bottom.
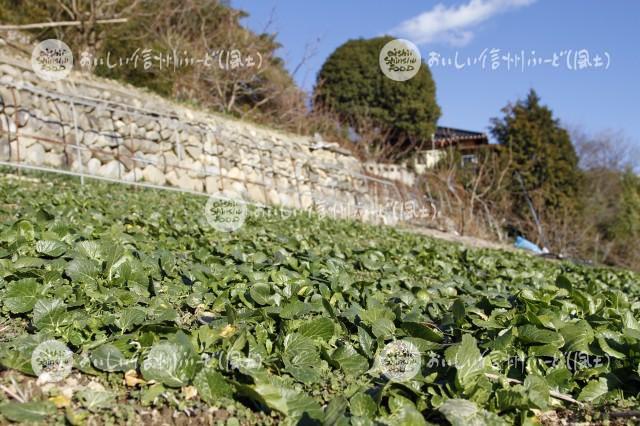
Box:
0, 50, 407, 223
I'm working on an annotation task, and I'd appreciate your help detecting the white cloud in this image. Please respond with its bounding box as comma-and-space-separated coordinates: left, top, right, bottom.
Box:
391, 0, 537, 47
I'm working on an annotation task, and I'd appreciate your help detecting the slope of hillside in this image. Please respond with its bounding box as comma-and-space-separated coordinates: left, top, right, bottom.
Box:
0, 170, 639, 425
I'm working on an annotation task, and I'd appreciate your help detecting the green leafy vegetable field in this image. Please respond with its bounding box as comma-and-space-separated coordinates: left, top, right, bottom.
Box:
0, 171, 639, 425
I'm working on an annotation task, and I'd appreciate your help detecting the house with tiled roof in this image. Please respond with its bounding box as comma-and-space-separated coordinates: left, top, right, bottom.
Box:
413, 126, 496, 173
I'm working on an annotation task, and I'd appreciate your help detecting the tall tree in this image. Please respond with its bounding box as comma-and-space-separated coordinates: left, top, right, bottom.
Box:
314, 36, 440, 161
607, 171, 640, 263
0, 0, 141, 57
491, 90, 581, 216
0, 0, 303, 125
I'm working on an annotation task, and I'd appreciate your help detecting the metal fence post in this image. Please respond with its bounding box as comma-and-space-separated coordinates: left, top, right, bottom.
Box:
70, 100, 84, 185
10, 87, 20, 176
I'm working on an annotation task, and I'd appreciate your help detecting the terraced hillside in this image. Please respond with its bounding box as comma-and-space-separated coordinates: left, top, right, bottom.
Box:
0, 171, 639, 425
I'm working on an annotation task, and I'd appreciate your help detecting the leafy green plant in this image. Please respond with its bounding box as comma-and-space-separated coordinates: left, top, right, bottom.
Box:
0, 171, 639, 424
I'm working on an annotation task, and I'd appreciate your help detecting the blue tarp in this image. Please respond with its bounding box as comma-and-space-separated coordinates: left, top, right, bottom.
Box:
514, 236, 543, 254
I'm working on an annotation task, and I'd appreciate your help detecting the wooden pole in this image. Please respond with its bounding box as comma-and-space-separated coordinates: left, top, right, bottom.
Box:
0, 18, 128, 31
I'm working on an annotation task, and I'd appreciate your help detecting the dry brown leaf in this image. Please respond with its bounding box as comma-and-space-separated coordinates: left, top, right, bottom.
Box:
219, 324, 236, 338
124, 369, 146, 387
183, 386, 198, 400
50, 394, 71, 408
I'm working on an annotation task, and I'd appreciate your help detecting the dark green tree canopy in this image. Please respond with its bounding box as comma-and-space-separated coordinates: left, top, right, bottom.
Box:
491, 90, 581, 211
314, 36, 440, 159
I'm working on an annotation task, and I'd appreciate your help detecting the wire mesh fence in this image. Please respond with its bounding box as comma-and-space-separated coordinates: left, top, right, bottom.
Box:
0, 64, 420, 224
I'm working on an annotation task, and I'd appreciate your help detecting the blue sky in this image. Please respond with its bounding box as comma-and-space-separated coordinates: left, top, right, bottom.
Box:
232, 0, 639, 149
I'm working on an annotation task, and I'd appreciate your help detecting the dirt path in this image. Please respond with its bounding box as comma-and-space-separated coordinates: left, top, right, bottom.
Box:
400, 225, 518, 252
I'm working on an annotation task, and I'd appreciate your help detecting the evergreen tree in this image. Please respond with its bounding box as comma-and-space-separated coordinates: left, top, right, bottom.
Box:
491, 90, 581, 214
314, 36, 440, 160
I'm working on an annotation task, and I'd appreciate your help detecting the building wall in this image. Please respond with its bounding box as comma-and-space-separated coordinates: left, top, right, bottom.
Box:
363, 162, 416, 186
413, 149, 447, 174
